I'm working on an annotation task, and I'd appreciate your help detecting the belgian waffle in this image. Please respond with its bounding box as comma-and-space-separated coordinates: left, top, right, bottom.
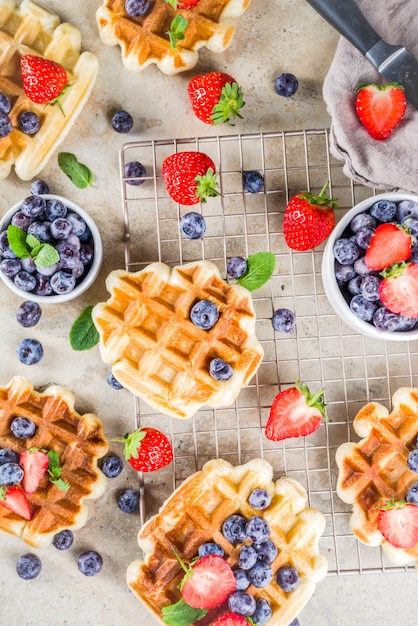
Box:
0, 0, 98, 180
127, 458, 328, 626
0, 376, 108, 548
336, 387, 418, 568
96, 0, 252, 75
92, 260, 263, 420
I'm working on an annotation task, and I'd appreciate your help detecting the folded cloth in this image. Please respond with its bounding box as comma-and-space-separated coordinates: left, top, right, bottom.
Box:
322, 0, 418, 194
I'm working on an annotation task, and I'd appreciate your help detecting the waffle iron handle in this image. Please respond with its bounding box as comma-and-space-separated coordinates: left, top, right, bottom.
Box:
305, 0, 381, 56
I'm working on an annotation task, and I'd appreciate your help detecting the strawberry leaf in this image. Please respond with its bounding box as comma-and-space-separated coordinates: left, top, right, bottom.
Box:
70, 306, 100, 351
111, 428, 146, 461
58, 152, 94, 188
161, 598, 207, 626
237, 251, 276, 291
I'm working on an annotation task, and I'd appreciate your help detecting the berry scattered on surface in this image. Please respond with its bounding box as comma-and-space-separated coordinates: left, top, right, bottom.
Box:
125, 0, 150, 17
284, 182, 336, 251
18, 111, 40, 134
118, 488, 140, 513
16, 553, 42, 580
77, 550, 103, 576
10, 416, 36, 438
248, 488, 271, 510
233, 568, 250, 590
252, 598, 272, 625
16, 301, 42, 327
222, 514, 248, 544
188, 71, 245, 125
407, 449, 418, 473
0, 111, 12, 138
124, 161, 147, 185
113, 426, 173, 472
227, 256, 247, 279
247, 560, 273, 588
52, 529, 74, 550
406, 481, 418, 505
254, 539, 278, 563
162, 151, 219, 205
16, 338, 44, 365
238, 545, 258, 570
271, 308, 296, 333
30, 179, 50, 195
0, 92, 11, 114
0, 461, 24, 486
107, 372, 123, 389
101, 455, 124, 478
209, 358, 233, 381
111, 109, 133, 133
276, 564, 300, 591
179, 212, 206, 239
190, 299, 219, 330
0, 448, 19, 465
227, 590, 256, 616
198, 542, 225, 558
245, 516, 270, 543
274, 73, 299, 97
243, 171, 264, 193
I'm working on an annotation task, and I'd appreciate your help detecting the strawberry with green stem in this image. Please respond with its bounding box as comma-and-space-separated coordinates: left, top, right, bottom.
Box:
378, 498, 418, 548
283, 181, 337, 251
176, 552, 236, 609
162, 151, 220, 205
355, 82, 406, 140
20, 55, 70, 115
188, 72, 245, 125
112, 426, 173, 472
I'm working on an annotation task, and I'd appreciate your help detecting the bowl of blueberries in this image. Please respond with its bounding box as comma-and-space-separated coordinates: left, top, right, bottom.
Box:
0, 189, 102, 303
322, 192, 418, 341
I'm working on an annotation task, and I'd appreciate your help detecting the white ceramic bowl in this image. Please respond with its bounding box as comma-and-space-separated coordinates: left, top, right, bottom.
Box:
322, 192, 418, 342
0, 194, 103, 303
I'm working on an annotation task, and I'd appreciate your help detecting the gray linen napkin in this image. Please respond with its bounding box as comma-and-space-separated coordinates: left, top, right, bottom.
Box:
322, 0, 418, 193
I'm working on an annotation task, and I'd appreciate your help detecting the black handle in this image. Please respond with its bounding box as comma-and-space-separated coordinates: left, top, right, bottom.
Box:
306, 0, 381, 55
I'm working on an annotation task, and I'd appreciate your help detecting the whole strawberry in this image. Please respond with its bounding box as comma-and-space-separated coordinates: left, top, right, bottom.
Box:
378, 498, 418, 549
162, 151, 220, 205
188, 72, 245, 125
355, 82, 406, 140
379, 262, 418, 318
265, 380, 327, 441
20, 55, 69, 114
283, 182, 337, 251
113, 426, 173, 472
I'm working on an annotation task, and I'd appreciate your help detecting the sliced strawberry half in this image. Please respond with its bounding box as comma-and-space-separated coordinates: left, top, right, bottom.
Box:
265, 380, 327, 441
20, 448, 49, 494
365, 223, 412, 271
378, 499, 418, 548
212, 614, 250, 626
0, 486, 32, 520
379, 263, 418, 317
355, 82, 406, 140
180, 554, 236, 610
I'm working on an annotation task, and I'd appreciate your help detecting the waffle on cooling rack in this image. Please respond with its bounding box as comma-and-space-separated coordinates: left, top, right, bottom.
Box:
0, 0, 98, 180
0, 376, 108, 548
96, 0, 252, 75
127, 458, 328, 626
92, 260, 263, 420
336, 387, 418, 568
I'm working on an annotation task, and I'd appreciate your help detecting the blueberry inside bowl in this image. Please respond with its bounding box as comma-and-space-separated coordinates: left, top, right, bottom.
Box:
0, 194, 103, 303
322, 192, 418, 341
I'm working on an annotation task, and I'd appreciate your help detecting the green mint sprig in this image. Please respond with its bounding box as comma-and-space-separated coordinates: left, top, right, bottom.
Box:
161, 598, 207, 626
47, 450, 69, 492
167, 15, 188, 49
237, 251, 276, 291
7, 224, 59, 267
58, 152, 94, 189
70, 305, 100, 351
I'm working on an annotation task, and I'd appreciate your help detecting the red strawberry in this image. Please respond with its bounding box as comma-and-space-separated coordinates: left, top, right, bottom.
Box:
379, 262, 418, 318
378, 499, 418, 548
0, 486, 31, 520
355, 82, 406, 140
188, 72, 245, 125
365, 223, 412, 271
283, 182, 337, 251
20, 448, 49, 494
165, 0, 201, 7
212, 614, 250, 626
113, 427, 173, 472
265, 380, 327, 441
20, 54, 69, 113
162, 151, 219, 205
180, 555, 236, 609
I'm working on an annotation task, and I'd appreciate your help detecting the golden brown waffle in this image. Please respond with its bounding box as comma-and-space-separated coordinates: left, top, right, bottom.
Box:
96, 0, 252, 75
92, 261, 263, 420
127, 458, 328, 626
336, 387, 418, 568
0, 0, 98, 180
0, 376, 108, 548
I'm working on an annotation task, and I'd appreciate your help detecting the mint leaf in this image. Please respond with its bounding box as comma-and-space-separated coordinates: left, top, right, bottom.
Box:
237, 251, 276, 291
26, 233, 41, 249
167, 15, 188, 49
162, 599, 207, 626
47, 450, 69, 492
70, 305, 100, 351
58, 152, 94, 188
7, 225, 31, 258
34, 244, 60, 267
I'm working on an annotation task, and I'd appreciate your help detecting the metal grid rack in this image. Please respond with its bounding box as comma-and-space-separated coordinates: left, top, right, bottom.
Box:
118, 129, 418, 576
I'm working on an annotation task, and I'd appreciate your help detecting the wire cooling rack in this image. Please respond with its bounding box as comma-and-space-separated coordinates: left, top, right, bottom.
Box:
118, 129, 418, 576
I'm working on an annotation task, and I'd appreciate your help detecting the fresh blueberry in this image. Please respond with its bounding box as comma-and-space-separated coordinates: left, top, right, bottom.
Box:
396, 200, 418, 222
198, 542, 224, 558
67, 212, 87, 237
125, 0, 150, 16
407, 449, 418, 473
125, 161, 147, 186
271, 308, 296, 333
234, 569, 250, 590
276, 564, 300, 591
18, 111, 40, 134
347, 275, 363, 296
373, 307, 402, 332
396, 315, 418, 331
406, 481, 418, 505
349, 212, 377, 233
355, 227, 375, 250
16, 553, 42, 580
333, 238, 361, 265
30, 179, 50, 195
288, 620, 300, 626
0, 230, 17, 258
274, 73, 299, 97
0, 462, 24, 486
179, 212, 206, 239
16, 338, 44, 365
107, 372, 123, 389
52, 529, 74, 550
21, 256, 37, 274
101, 455, 124, 478
254, 539, 278, 563
353, 256, 376, 277
16, 301, 42, 328
349, 295, 377, 322
0, 258, 21, 278
245, 516, 270, 543
238, 545, 258, 570
252, 599, 272, 625
50, 218, 73, 240
27, 221, 52, 243
0, 92, 11, 114
11, 211, 33, 230
72, 260, 85, 280
335, 262, 357, 284
222, 514, 248, 544
50, 271, 76, 294
35, 274, 53, 296
0, 448, 19, 465
21, 195, 46, 218
402, 216, 418, 239
36, 262, 58, 278
248, 488, 272, 510
227, 256, 247, 279
118, 488, 140, 513
111, 110, 133, 133
247, 560, 273, 588
209, 358, 233, 381
80, 243, 94, 266
190, 299, 219, 330
77, 550, 103, 576
0, 111, 12, 138
243, 171, 264, 193
10, 416, 36, 438
360, 275, 381, 301
227, 591, 256, 616
14, 270, 37, 292
370, 200, 397, 222
45, 199, 67, 220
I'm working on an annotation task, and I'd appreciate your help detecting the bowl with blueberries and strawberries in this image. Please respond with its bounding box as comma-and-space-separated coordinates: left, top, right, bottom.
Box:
322, 192, 418, 341
0, 190, 102, 303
